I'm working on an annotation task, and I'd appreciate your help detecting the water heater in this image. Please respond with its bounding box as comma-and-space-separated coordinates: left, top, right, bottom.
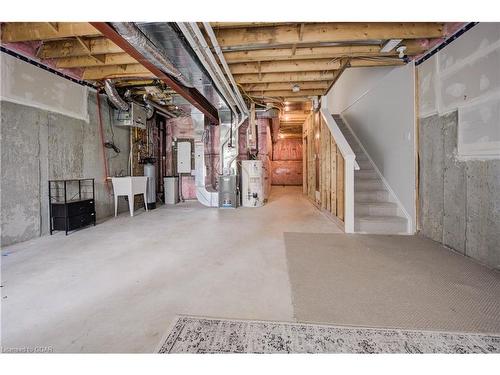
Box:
241, 160, 264, 207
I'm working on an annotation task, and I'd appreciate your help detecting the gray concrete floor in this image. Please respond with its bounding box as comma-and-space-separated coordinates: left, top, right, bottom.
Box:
1, 186, 341, 353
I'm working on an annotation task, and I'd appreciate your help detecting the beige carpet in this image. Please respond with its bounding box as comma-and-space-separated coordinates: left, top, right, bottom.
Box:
284, 233, 500, 334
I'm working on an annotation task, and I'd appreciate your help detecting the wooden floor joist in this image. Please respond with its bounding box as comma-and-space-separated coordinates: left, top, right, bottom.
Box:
223, 42, 425, 64
56, 53, 137, 68
82, 64, 154, 80
1, 22, 101, 43
37, 38, 122, 59
215, 23, 445, 48
235, 71, 337, 84
242, 81, 330, 92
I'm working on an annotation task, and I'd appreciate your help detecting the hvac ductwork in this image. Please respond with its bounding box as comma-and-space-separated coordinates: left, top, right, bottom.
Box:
110, 22, 193, 88
104, 79, 129, 111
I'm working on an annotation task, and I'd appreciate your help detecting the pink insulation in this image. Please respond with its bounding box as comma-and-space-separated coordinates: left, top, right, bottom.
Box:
272, 139, 303, 161
181, 175, 197, 200
271, 138, 303, 186
271, 161, 303, 186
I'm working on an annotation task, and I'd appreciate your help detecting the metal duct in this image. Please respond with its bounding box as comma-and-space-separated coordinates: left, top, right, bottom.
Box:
104, 79, 129, 111
110, 22, 193, 88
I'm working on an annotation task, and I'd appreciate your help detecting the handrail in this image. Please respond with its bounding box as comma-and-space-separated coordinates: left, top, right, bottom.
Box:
319, 106, 357, 233
319, 107, 360, 171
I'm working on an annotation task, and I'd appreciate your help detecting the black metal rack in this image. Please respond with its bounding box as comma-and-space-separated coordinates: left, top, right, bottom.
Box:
49, 178, 96, 235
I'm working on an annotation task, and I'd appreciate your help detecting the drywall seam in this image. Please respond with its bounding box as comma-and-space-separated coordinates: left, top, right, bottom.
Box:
0, 95, 89, 122
340, 113, 413, 234
439, 39, 500, 78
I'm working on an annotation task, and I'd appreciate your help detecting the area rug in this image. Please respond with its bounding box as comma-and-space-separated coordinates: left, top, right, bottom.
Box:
157, 316, 500, 353
284, 232, 500, 333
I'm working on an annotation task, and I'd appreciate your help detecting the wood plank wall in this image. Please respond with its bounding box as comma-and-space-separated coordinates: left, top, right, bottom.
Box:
303, 111, 345, 223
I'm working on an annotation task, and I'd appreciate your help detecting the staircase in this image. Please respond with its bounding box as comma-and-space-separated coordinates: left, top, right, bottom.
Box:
333, 115, 408, 234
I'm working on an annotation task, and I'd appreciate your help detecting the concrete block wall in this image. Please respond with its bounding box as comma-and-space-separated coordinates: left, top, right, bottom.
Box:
419, 111, 500, 269
0, 91, 130, 246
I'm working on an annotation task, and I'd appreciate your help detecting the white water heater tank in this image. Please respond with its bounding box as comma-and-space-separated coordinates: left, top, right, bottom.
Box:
241, 160, 264, 207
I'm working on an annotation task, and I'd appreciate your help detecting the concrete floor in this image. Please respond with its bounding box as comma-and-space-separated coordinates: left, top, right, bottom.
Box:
1, 186, 341, 353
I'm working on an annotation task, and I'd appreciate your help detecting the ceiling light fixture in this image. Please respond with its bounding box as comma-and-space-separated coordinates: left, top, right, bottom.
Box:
380, 39, 403, 53
396, 45, 407, 59
292, 84, 300, 93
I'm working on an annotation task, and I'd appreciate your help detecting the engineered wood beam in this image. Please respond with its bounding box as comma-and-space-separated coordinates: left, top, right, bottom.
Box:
223, 42, 425, 63
216, 23, 444, 48
56, 53, 137, 68
82, 64, 154, 80
242, 81, 330, 92
249, 89, 325, 97
210, 22, 293, 29
1, 22, 101, 42
235, 71, 337, 84
38, 37, 123, 59
230, 59, 341, 74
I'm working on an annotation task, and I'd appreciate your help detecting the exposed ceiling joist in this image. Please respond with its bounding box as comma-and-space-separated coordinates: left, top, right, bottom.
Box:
242, 81, 330, 92
235, 71, 337, 84
215, 23, 445, 48
249, 89, 324, 97
37, 37, 123, 59
0, 22, 101, 43
231, 59, 341, 74
82, 64, 154, 80
56, 53, 137, 68
223, 42, 425, 63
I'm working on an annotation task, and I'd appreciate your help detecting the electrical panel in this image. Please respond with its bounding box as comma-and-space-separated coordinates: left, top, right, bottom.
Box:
114, 102, 147, 129
177, 141, 192, 174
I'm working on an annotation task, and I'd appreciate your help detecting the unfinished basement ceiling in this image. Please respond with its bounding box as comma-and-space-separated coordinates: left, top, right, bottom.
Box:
208, 22, 461, 103
0, 21, 465, 135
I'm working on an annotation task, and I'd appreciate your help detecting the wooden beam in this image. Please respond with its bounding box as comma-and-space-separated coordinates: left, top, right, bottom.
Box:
231, 59, 341, 74
47, 22, 59, 33
235, 71, 337, 84
38, 37, 123, 59
56, 53, 137, 68
243, 81, 330, 92
1, 22, 101, 42
210, 22, 293, 29
82, 64, 154, 80
249, 89, 325, 97
216, 23, 445, 48
223, 42, 425, 63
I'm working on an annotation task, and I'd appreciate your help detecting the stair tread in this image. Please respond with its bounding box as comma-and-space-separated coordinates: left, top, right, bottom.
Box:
356, 215, 406, 222
356, 202, 397, 207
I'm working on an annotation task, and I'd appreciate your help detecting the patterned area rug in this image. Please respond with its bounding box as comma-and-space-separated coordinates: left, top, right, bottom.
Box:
158, 316, 500, 353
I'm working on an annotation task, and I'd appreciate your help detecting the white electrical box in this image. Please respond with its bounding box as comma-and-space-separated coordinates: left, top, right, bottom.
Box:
114, 102, 147, 129
177, 141, 192, 174
241, 160, 264, 207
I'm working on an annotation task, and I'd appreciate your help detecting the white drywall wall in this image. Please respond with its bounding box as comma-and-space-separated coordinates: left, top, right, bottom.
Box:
326, 64, 416, 230
0, 53, 88, 121
417, 23, 500, 158
325, 66, 394, 113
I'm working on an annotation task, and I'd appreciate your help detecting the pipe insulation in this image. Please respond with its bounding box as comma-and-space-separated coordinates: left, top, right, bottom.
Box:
110, 22, 193, 88
104, 79, 129, 112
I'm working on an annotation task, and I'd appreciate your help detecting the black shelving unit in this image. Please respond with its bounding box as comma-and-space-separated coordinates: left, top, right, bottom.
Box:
49, 178, 96, 235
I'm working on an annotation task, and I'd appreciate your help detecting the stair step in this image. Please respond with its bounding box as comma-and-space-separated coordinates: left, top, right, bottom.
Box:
355, 215, 407, 234
355, 202, 398, 216
355, 189, 389, 202
355, 170, 378, 178
355, 179, 385, 190
357, 160, 373, 169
